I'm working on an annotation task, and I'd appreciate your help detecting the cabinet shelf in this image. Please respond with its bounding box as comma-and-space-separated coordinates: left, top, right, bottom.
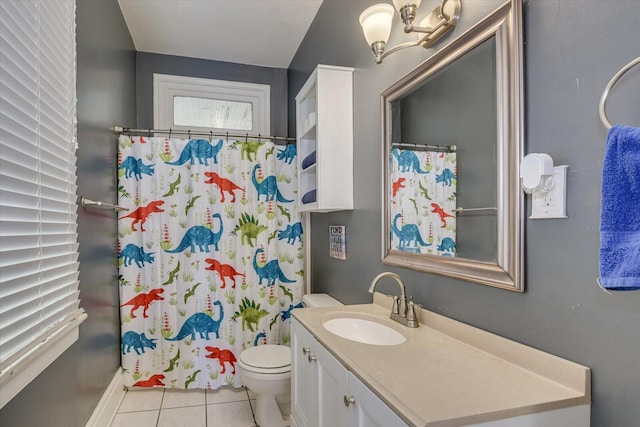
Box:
295, 65, 353, 212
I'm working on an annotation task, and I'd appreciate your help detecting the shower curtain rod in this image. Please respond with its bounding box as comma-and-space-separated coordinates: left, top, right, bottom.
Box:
113, 125, 296, 145
392, 142, 457, 153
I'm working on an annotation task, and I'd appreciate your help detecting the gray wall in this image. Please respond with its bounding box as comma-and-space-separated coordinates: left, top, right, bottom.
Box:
289, 1, 640, 426
0, 1, 136, 426
136, 52, 288, 136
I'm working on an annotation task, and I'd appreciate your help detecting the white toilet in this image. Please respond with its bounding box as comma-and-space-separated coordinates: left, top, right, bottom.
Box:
238, 293, 342, 427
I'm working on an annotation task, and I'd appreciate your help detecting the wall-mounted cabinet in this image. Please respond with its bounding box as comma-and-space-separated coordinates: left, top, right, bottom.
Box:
296, 65, 354, 212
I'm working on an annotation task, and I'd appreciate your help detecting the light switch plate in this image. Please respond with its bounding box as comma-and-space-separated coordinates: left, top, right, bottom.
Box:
529, 165, 568, 219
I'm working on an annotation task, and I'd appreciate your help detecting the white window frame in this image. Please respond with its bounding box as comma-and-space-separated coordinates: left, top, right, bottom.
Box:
154, 74, 270, 135
0, 0, 86, 409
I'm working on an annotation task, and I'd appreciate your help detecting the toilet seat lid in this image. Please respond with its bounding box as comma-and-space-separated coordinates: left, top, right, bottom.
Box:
240, 345, 291, 370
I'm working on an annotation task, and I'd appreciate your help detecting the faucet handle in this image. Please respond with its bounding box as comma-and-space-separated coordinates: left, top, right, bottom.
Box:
391, 296, 400, 315
406, 296, 419, 327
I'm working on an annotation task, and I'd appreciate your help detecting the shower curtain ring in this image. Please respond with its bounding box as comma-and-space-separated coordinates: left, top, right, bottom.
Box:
168, 128, 172, 139
188, 130, 191, 140
209, 130, 213, 142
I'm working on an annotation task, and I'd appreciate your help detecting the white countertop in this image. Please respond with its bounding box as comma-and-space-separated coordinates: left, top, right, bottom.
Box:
292, 293, 590, 427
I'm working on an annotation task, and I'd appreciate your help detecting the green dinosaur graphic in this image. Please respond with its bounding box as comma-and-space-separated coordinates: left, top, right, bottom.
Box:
185, 369, 201, 389
232, 297, 269, 332
267, 229, 278, 244
279, 285, 294, 301
162, 261, 180, 286
269, 313, 279, 330
185, 195, 201, 215
277, 205, 291, 222
231, 140, 265, 161
230, 213, 267, 247
418, 180, 432, 200
183, 282, 201, 304
164, 349, 180, 372
265, 146, 275, 159
163, 173, 181, 197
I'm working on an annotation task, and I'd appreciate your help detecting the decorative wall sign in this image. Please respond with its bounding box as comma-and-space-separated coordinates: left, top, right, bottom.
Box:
329, 225, 346, 260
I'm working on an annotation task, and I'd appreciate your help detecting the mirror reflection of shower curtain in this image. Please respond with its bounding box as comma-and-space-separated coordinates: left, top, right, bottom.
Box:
117, 135, 303, 390
390, 148, 457, 256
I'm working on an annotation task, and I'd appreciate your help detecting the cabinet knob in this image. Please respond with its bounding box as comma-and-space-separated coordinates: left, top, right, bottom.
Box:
308, 353, 317, 363
343, 395, 356, 407
302, 347, 311, 355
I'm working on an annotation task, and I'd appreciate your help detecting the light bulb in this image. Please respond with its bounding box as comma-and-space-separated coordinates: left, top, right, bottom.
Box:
359, 4, 395, 46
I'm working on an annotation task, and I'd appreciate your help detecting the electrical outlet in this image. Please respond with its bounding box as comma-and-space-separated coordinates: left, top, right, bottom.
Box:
530, 165, 568, 219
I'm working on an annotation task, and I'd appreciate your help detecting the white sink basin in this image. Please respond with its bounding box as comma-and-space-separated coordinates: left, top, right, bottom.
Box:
322, 317, 406, 346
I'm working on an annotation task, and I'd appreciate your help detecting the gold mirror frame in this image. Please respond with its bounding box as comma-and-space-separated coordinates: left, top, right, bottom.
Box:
381, 0, 524, 291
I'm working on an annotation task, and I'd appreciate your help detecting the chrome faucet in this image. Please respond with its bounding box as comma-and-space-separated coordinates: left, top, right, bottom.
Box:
368, 272, 419, 328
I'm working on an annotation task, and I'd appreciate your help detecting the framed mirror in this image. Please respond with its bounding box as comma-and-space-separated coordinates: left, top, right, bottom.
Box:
381, 0, 524, 291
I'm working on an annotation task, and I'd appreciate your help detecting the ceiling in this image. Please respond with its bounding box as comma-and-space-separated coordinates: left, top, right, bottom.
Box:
118, 0, 324, 69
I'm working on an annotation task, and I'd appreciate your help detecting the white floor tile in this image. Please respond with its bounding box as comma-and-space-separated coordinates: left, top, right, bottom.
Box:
162, 388, 206, 409
207, 401, 256, 427
117, 388, 165, 412
158, 405, 207, 427
110, 410, 159, 427
206, 386, 250, 404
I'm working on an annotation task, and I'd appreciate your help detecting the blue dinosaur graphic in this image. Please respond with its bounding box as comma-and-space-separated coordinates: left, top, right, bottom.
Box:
165, 213, 223, 253
253, 247, 296, 287
391, 213, 431, 250
392, 149, 427, 173
166, 139, 224, 166
280, 302, 304, 321
166, 301, 224, 341
436, 168, 456, 186
251, 164, 293, 203
437, 237, 456, 253
121, 331, 157, 355
278, 222, 303, 244
118, 156, 155, 180
276, 144, 297, 164
119, 243, 155, 268
253, 331, 267, 346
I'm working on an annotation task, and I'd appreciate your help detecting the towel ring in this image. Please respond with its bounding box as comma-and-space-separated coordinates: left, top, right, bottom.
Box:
599, 56, 640, 130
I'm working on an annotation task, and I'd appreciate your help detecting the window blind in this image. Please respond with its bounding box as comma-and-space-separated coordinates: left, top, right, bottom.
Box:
0, 0, 86, 408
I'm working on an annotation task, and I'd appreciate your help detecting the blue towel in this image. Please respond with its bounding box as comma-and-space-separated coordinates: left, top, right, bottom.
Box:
302, 189, 316, 204
302, 151, 316, 170
599, 125, 640, 290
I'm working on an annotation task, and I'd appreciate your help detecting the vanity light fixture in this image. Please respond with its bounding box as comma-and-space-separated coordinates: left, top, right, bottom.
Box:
359, 0, 461, 64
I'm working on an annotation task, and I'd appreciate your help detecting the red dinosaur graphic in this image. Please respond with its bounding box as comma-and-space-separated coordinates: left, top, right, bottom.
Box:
121, 200, 164, 232
121, 288, 164, 318
133, 374, 165, 387
392, 177, 406, 197
205, 259, 246, 288
430, 202, 455, 228
205, 347, 237, 374
204, 172, 245, 203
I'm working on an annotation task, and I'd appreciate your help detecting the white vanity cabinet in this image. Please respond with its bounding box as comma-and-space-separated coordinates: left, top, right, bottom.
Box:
291, 318, 407, 427
295, 65, 353, 212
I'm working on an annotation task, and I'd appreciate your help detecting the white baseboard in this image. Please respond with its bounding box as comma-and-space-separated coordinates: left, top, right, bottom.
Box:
85, 369, 125, 427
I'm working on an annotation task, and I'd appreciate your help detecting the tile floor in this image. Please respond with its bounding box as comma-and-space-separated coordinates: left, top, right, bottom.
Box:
110, 386, 257, 427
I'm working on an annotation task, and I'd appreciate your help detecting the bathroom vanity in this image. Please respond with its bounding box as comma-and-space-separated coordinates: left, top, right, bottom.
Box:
291, 294, 590, 426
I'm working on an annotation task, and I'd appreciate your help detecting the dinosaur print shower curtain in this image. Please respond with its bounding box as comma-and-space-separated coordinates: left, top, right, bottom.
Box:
117, 135, 303, 390
390, 148, 457, 255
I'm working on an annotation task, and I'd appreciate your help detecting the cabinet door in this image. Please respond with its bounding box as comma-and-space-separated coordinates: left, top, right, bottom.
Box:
291, 319, 318, 427
347, 372, 408, 427
316, 343, 349, 427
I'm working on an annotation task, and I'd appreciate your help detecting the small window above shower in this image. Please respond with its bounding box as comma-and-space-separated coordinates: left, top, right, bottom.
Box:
154, 73, 270, 135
